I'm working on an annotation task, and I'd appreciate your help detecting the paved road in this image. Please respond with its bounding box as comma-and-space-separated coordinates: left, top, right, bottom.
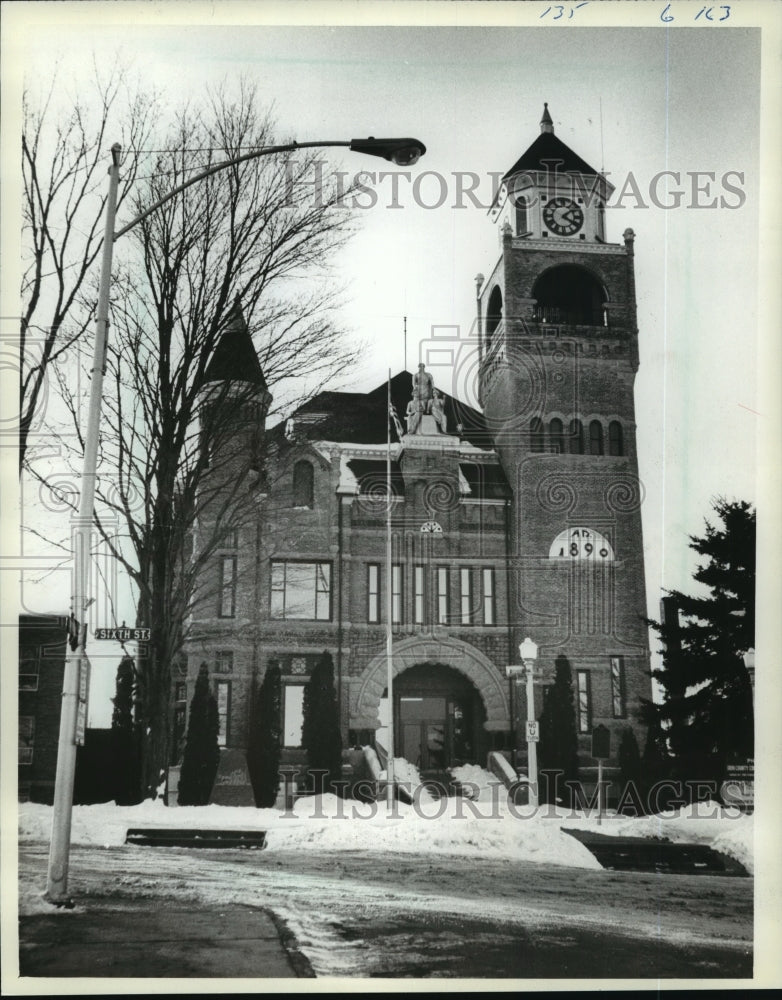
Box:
18, 843, 752, 979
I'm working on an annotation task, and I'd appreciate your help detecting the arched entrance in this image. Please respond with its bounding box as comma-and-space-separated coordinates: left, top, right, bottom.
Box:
350, 635, 511, 768
394, 663, 485, 771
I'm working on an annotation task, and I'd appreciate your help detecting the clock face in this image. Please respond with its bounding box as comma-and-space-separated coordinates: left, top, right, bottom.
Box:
543, 198, 584, 236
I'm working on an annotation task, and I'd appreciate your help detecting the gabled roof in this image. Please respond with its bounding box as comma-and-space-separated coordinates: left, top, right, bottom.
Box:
503, 130, 599, 181
202, 298, 268, 389
281, 371, 493, 449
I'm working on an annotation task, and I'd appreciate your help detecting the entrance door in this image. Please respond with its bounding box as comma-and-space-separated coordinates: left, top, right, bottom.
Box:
399, 696, 447, 770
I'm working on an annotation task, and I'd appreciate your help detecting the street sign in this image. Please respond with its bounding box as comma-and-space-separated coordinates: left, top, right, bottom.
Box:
526, 720, 540, 743
95, 626, 151, 642
591, 724, 611, 759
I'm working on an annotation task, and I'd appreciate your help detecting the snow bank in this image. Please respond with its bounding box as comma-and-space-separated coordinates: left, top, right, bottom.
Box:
17, 797, 753, 872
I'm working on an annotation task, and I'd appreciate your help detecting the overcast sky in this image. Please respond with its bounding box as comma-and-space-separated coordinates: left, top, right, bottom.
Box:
2, 3, 778, 726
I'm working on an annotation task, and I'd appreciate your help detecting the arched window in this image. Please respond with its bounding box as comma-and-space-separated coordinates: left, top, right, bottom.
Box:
292, 460, 314, 507
589, 420, 604, 455
515, 196, 528, 236
569, 418, 585, 455
548, 418, 565, 454
608, 421, 624, 457
530, 416, 544, 453
485, 286, 503, 347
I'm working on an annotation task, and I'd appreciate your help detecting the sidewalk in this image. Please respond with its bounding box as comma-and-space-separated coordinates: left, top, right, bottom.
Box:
18, 899, 314, 979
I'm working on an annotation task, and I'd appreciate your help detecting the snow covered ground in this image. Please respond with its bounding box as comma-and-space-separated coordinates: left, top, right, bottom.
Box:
17, 763, 753, 874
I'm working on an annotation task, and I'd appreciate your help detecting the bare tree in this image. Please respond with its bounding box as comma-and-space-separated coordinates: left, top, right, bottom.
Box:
20, 67, 157, 472
52, 79, 358, 797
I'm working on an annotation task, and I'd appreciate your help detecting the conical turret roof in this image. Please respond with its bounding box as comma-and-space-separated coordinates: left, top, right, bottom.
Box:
202, 298, 267, 389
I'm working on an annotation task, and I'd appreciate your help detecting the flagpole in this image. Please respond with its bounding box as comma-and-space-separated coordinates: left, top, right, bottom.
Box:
386, 369, 395, 810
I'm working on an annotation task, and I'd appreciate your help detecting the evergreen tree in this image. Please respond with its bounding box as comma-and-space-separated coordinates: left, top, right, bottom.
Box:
301, 651, 342, 795
110, 655, 142, 805
648, 499, 755, 780
537, 655, 579, 805
246, 660, 282, 808
177, 662, 220, 805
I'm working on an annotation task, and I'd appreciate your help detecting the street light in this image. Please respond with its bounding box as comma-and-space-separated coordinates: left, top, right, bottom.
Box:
45, 132, 427, 905
506, 637, 539, 809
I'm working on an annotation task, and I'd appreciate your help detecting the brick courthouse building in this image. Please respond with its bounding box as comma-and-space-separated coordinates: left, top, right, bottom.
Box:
177, 107, 652, 799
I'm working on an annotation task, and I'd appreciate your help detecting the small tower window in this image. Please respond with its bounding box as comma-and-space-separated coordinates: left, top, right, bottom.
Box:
530, 416, 544, 453
292, 460, 314, 507
589, 420, 604, 456
485, 286, 503, 347
608, 421, 624, 456
568, 418, 585, 455
548, 418, 565, 454
514, 196, 528, 236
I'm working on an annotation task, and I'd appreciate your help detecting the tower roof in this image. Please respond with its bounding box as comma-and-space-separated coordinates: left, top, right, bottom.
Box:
503, 104, 599, 180
202, 298, 268, 389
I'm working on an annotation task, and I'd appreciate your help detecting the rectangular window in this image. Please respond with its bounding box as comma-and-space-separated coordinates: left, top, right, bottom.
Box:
219, 555, 236, 618
367, 563, 380, 624
175, 681, 187, 702
482, 568, 495, 625
215, 680, 231, 747
437, 567, 450, 625
611, 656, 626, 718
283, 684, 305, 747
392, 564, 403, 625
271, 561, 331, 620
460, 567, 473, 625
577, 670, 592, 734
215, 650, 233, 674
19, 647, 40, 691
19, 716, 35, 765
414, 565, 425, 625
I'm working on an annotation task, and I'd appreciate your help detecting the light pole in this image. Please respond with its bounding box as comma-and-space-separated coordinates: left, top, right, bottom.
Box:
45, 134, 427, 905
506, 636, 539, 809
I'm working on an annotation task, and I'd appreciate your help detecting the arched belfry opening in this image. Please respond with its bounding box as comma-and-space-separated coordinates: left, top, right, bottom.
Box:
532, 265, 607, 327
485, 285, 503, 346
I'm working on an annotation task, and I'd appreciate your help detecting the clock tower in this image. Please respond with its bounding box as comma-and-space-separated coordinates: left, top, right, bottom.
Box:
477, 104, 651, 771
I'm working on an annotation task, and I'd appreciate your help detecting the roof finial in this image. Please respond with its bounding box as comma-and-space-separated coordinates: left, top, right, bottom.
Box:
540, 102, 554, 134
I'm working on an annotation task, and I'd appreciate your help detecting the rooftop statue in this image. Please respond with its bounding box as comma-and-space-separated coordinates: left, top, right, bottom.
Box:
406, 364, 447, 435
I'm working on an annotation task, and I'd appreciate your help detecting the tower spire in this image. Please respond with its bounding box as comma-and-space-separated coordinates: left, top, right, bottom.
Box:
540, 102, 554, 134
